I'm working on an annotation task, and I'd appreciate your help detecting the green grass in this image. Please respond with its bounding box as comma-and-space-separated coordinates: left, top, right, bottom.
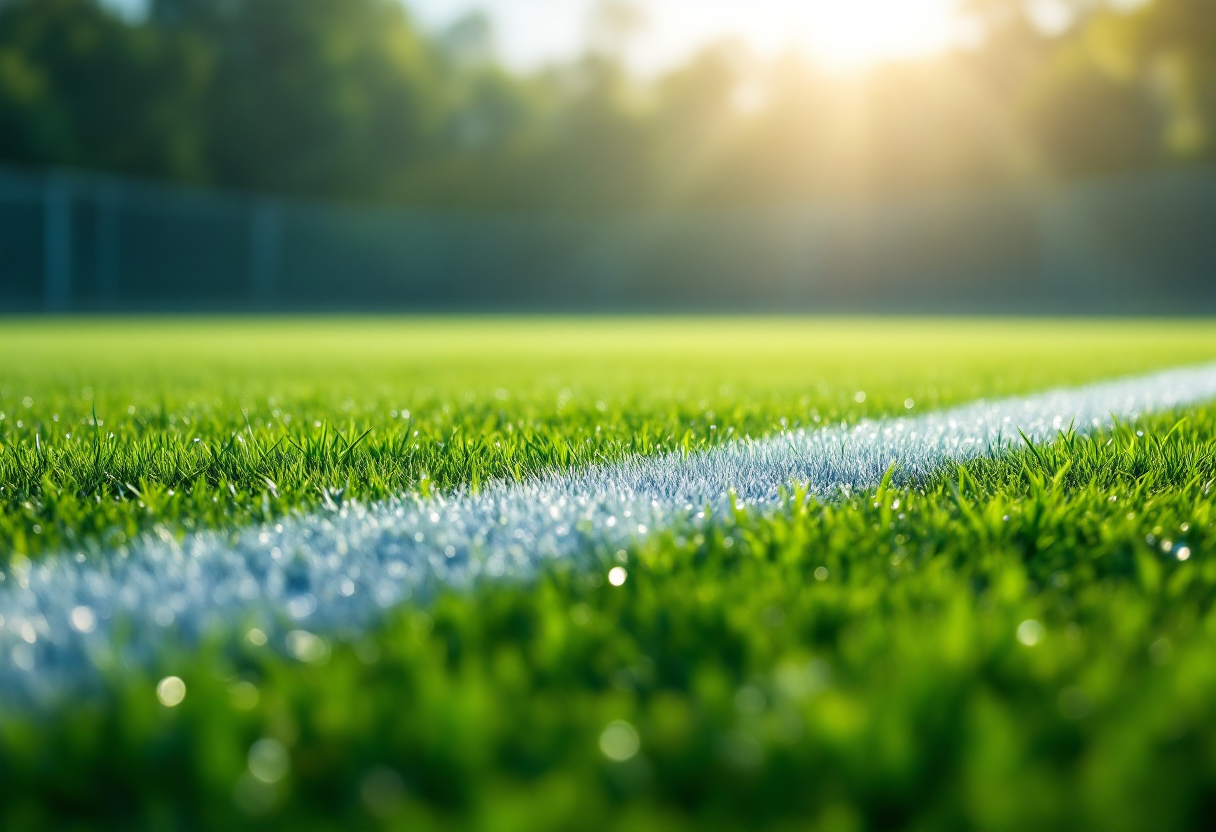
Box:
3, 317, 1216, 831
4, 317, 1216, 558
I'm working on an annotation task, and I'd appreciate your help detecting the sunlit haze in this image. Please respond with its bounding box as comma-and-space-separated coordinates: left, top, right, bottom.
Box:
411, 0, 969, 72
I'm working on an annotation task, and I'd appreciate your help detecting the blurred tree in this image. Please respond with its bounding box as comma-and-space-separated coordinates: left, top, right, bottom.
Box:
522, 55, 653, 209
1, 0, 1213, 207
1135, 0, 1216, 162
148, 0, 448, 199
961, 0, 1216, 175
0, 0, 209, 179
439, 11, 495, 69
1018, 18, 1160, 176
647, 42, 749, 204
587, 0, 647, 62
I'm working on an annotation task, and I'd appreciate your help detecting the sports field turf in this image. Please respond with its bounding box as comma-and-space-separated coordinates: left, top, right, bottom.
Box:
3, 318, 1216, 831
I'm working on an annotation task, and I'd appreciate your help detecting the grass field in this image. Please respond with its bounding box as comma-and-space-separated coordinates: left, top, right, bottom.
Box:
3, 318, 1216, 831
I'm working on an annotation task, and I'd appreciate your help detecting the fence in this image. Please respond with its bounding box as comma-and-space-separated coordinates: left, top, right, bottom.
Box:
1, 164, 1214, 313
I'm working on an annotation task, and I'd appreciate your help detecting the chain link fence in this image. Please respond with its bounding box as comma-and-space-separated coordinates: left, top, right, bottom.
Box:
2, 164, 1214, 313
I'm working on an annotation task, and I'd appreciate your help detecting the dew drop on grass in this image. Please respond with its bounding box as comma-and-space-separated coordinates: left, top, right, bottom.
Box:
247, 738, 289, 784
287, 595, 317, 620
285, 630, 328, 663
1017, 620, 1044, 647
229, 681, 260, 710
608, 567, 628, 587
69, 606, 96, 633
599, 721, 640, 762
10, 645, 34, 671
156, 676, 186, 707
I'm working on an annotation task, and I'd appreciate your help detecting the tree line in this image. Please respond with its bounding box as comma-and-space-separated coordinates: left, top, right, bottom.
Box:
0, 0, 1213, 210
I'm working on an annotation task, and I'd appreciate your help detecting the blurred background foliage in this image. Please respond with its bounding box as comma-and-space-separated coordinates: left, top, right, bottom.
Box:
0, 0, 1214, 209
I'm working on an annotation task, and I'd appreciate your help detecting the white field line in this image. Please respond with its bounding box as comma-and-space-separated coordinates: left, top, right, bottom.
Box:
4, 362, 1216, 701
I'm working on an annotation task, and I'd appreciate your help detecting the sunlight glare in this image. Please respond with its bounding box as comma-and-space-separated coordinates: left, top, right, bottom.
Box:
413, 0, 970, 74
791, 1, 961, 69
615, 0, 965, 73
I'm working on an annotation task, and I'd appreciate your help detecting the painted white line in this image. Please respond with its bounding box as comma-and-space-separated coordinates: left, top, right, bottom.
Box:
3, 363, 1216, 700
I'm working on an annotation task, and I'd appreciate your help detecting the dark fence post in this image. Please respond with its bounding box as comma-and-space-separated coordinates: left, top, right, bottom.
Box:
43, 175, 73, 312
250, 200, 282, 306
96, 179, 121, 305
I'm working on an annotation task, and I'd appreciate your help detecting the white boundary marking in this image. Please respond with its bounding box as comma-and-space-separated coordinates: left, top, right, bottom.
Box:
4, 362, 1216, 700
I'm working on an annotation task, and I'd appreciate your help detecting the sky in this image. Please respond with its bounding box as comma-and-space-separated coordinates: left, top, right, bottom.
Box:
408, 0, 973, 73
